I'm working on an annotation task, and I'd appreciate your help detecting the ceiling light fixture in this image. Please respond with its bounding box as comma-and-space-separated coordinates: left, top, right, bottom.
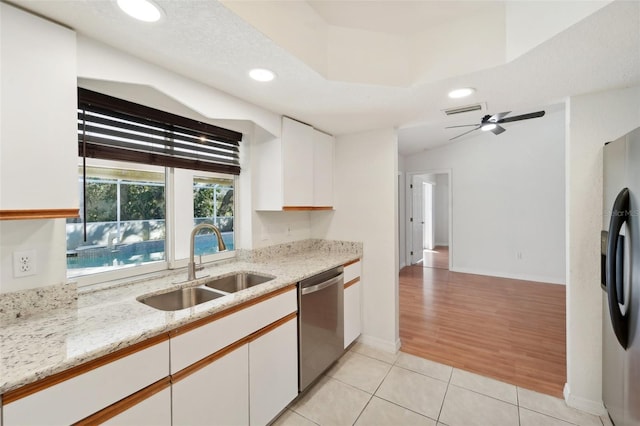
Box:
116, 0, 163, 22
448, 87, 475, 99
481, 123, 497, 131
249, 68, 276, 82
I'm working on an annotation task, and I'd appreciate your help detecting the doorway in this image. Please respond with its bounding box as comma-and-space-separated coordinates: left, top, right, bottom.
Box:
408, 171, 451, 269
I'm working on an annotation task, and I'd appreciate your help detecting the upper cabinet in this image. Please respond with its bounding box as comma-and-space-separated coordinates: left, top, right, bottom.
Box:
0, 4, 79, 220
254, 117, 334, 211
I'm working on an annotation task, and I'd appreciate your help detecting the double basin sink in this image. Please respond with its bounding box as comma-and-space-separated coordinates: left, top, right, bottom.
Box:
138, 272, 274, 311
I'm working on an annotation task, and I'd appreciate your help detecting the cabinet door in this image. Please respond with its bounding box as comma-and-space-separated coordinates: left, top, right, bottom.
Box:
3, 339, 169, 426
103, 387, 171, 426
172, 344, 249, 426
281, 117, 314, 207
0, 4, 78, 215
344, 281, 362, 348
249, 317, 298, 426
313, 130, 334, 208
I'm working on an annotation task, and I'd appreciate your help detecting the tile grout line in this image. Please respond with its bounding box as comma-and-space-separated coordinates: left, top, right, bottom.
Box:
517, 385, 521, 426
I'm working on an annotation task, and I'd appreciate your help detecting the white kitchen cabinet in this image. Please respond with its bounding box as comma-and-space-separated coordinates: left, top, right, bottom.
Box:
313, 130, 335, 208
169, 287, 298, 426
249, 317, 298, 425
102, 384, 171, 426
254, 117, 334, 210
282, 117, 315, 207
172, 344, 249, 426
2, 337, 169, 426
343, 260, 362, 348
170, 287, 297, 373
0, 3, 78, 219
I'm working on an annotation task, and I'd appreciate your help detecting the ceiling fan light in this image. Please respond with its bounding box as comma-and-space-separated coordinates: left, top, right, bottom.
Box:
481, 123, 497, 131
448, 87, 475, 99
249, 68, 276, 82
116, 0, 163, 22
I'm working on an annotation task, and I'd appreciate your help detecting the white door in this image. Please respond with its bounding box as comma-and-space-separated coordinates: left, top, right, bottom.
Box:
411, 176, 424, 264
423, 182, 434, 250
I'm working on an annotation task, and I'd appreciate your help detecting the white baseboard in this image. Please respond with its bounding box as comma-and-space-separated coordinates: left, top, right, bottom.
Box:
563, 383, 607, 416
358, 333, 401, 354
434, 242, 449, 247
450, 266, 565, 285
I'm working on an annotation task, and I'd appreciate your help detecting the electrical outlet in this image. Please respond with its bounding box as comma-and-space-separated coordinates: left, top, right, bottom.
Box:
13, 250, 37, 278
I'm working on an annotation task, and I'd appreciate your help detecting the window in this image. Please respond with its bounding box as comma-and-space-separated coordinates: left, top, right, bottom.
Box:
66, 162, 166, 278
193, 176, 235, 256
68, 88, 242, 282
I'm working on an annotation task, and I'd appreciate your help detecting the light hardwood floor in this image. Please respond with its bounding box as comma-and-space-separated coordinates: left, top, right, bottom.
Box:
399, 251, 566, 398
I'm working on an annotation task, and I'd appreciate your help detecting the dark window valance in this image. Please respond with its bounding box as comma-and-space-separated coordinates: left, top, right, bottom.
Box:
77, 88, 242, 175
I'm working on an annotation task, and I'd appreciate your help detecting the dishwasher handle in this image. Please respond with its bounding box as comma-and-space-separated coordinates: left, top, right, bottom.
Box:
301, 273, 343, 295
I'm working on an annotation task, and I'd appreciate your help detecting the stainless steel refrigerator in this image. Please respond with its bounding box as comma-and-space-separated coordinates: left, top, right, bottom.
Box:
602, 127, 640, 426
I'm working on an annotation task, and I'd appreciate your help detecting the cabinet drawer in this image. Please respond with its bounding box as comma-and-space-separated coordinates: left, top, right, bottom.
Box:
344, 260, 361, 284
170, 287, 297, 373
2, 337, 169, 426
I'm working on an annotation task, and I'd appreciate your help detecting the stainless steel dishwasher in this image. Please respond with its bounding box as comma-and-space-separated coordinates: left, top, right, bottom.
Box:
298, 266, 344, 392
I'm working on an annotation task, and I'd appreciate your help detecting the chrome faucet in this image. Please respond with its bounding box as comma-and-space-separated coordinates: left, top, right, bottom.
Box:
187, 223, 227, 281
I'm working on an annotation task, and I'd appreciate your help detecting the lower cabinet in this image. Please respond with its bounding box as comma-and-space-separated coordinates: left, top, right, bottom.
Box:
343, 259, 363, 348
172, 316, 298, 426
172, 344, 250, 426
103, 385, 172, 426
2, 336, 169, 426
249, 318, 298, 425
344, 280, 362, 348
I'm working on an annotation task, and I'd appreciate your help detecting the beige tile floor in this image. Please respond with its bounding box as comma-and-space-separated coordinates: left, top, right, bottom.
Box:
274, 342, 611, 426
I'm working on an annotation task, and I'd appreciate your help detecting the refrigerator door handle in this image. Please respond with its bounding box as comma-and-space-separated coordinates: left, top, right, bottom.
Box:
606, 187, 630, 349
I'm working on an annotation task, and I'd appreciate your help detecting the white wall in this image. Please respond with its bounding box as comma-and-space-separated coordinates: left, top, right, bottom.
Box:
564, 85, 640, 413
0, 220, 67, 293
312, 128, 399, 352
404, 106, 566, 284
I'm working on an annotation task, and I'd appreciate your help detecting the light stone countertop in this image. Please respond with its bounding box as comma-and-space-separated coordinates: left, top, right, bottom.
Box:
0, 240, 361, 394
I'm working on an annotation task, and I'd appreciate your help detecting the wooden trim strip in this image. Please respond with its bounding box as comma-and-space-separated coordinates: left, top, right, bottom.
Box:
282, 206, 314, 211
282, 206, 334, 211
0, 209, 80, 220
344, 277, 361, 289
247, 312, 297, 343
171, 338, 248, 384
170, 284, 297, 337
73, 377, 171, 426
171, 312, 297, 383
2, 333, 170, 405
343, 258, 361, 267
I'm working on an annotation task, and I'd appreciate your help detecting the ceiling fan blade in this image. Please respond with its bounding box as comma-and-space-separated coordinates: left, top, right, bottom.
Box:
499, 110, 545, 123
449, 126, 481, 141
491, 124, 506, 135
489, 111, 511, 122
445, 124, 479, 129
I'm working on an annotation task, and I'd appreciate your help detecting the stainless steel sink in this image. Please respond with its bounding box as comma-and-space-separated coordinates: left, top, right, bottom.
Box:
203, 272, 273, 293
138, 287, 224, 311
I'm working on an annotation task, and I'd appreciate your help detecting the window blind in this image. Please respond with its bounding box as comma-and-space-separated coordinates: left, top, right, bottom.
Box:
77, 88, 242, 175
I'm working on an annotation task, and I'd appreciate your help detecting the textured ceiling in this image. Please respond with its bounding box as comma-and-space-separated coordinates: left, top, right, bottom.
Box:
8, 0, 640, 155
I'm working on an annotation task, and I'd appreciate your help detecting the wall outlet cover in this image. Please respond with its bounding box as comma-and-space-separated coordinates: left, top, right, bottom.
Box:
13, 249, 37, 278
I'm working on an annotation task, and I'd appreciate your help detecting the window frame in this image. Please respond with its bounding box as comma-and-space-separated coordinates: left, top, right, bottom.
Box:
70, 88, 242, 287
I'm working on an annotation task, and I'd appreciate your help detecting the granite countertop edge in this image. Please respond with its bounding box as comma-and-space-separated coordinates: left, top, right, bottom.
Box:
0, 248, 361, 394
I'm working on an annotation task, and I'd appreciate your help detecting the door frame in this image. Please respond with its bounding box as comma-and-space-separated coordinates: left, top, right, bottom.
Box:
405, 169, 453, 269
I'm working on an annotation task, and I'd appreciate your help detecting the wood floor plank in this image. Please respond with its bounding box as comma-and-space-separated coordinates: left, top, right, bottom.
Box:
399, 250, 566, 398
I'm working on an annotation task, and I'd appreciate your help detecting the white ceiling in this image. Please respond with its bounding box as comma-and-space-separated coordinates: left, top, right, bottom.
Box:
8, 0, 640, 155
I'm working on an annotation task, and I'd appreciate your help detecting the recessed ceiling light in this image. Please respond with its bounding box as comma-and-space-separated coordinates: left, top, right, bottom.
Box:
116, 0, 163, 22
249, 68, 276, 82
448, 87, 475, 99
481, 123, 497, 131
